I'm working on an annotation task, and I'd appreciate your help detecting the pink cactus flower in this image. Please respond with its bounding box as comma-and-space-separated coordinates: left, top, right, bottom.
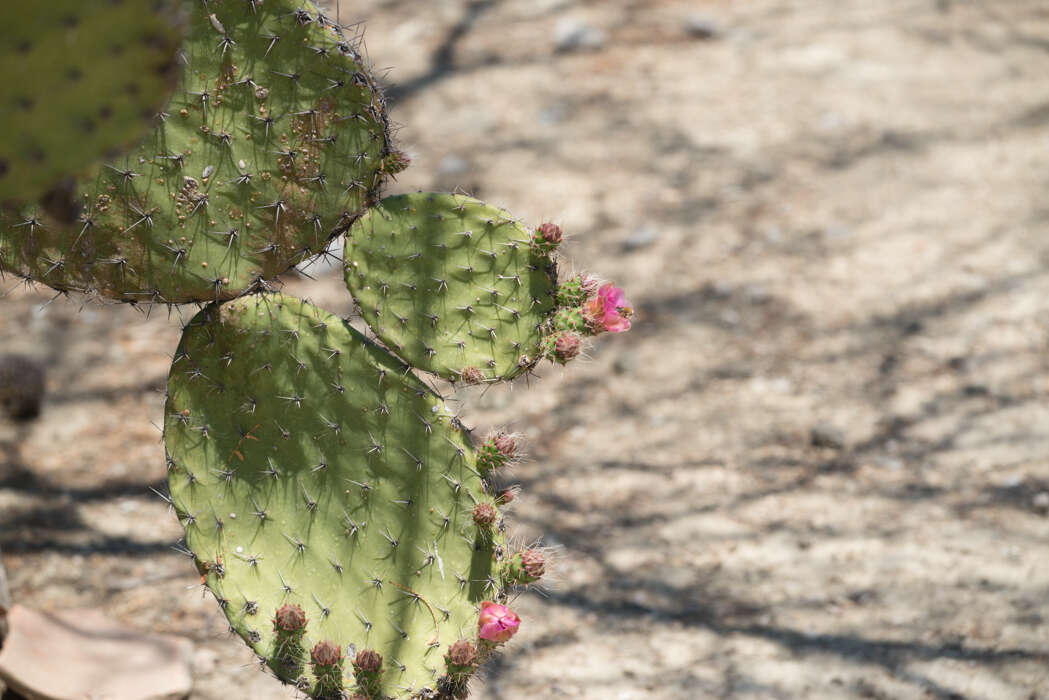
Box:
478, 601, 520, 643
584, 283, 633, 333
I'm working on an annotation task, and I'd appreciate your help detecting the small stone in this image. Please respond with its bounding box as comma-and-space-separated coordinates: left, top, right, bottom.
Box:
1033, 492, 1049, 513
811, 424, 846, 450
437, 154, 470, 176
555, 19, 607, 52
684, 15, 720, 40
0, 605, 193, 700
613, 352, 637, 375
0, 354, 45, 421
622, 226, 659, 252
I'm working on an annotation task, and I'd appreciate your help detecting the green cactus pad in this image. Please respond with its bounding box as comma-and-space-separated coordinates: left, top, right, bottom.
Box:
0, 1, 391, 303
0, 1, 185, 204
344, 193, 558, 383
165, 293, 508, 699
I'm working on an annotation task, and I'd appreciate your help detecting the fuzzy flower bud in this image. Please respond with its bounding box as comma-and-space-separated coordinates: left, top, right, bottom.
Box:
444, 642, 478, 671
352, 649, 383, 697
521, 549, 546, 580
311, 640, 342, 667
273, 603, 307, 634
472, 502, 498, 529
384, 149, 411, 175
583, 283, 633, 334
354, 649, 383, 673
507, 548, 546, 584
537, 223, 562, 245
552, 331, 581, 364
478, 601, 520, 643
579, 272, 601, 296
532, 222, 563, 254
492, 432, 517, 456
477, 431, 518, 475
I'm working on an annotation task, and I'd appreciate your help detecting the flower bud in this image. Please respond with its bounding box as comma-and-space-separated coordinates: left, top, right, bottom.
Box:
472, 502, 498, 529
310, 640, 342, 668
273, 604, 307, 634
532, 223, 563, 254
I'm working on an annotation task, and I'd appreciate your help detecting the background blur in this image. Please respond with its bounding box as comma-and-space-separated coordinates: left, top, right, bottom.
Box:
3, 0, 1049, 697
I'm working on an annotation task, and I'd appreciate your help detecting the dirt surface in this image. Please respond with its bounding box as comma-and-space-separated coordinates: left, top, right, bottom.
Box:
3, 1, 1049, 698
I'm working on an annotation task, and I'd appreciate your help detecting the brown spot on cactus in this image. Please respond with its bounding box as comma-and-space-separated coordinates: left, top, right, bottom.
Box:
472, 502, 498, 529
459, 366, 485, 385
273, 603, 307, 634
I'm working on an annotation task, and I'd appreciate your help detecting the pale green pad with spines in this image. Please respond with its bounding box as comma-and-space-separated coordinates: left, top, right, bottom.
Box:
0, 1, 391, 303
165, 293, 506, 698
345, 193, 558, 382
0, 1, 184, 204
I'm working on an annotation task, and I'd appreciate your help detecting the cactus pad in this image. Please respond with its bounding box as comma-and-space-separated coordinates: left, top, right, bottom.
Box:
344, 193, 558, 383
0, 1, 185, 204
0, 1, 391, 303
165, 293, 509, 698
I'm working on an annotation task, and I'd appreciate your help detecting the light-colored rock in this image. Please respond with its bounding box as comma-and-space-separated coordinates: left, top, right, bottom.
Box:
0, 605, 194, 700
555, 18, 607, 52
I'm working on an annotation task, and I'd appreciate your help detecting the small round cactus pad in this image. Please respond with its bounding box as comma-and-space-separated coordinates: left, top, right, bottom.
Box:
0, 0, 185, 204
164, 293, 509, 698
345, 193, 558, 383
0, 1, 391, 303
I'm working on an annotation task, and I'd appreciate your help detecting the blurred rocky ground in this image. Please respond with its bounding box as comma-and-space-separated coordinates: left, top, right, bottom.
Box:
3, 1, 1049, 698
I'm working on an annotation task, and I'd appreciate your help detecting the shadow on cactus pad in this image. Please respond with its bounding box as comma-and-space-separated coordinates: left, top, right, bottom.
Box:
344, 193, 560, 384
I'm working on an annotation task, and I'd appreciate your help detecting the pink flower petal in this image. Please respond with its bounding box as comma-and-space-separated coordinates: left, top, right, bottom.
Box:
478, 601, 521, 643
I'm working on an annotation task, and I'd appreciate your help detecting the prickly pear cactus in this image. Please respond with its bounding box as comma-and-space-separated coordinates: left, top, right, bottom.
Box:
0, 1, 185, 204
165, 293, 524, 699
0, 1, 392, 303
344, 193, 561, 383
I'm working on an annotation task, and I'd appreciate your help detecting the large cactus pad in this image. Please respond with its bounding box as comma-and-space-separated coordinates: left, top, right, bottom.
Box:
165, 293, 508, 698
0, 1, 185, 204
345, 193, 558, 383
0, 1, 391, 303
